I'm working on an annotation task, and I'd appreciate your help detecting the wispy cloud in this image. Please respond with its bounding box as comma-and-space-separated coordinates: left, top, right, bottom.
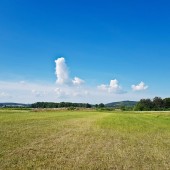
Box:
0, 92, 11, 98
0, 80, 151, 103
72, 77, 84, 86
54, 88, 68, 98
0, 57, 150, 103
0, 81, 55, 103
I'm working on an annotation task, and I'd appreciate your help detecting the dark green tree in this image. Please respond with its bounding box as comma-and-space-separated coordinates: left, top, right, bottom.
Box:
98, 103, 105, 108
85, 103, 92, 108
95, 104, 99, 108
163, 98, 170, 109
153, 97, 164, 110
134, 99, 153, 111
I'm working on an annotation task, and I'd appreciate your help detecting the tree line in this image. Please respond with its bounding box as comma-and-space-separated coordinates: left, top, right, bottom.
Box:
31, 102, 92, 108
134, 97, 170, 111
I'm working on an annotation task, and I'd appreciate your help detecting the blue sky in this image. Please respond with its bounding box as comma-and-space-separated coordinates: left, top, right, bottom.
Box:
0, 0, 170, 103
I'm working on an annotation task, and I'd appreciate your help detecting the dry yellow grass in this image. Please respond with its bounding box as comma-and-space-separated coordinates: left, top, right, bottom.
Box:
0, 110, 170, 169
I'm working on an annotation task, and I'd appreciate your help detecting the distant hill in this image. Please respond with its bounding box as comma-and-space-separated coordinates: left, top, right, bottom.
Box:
105, 101, 137, 108
0, 103, 30, 107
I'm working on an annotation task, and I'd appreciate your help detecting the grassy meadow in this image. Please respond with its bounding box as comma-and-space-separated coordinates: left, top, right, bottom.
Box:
0, 109, 170, 169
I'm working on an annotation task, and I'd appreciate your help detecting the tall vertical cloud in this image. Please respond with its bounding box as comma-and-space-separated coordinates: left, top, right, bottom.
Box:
55, 57, 84, 86
55, 57, 69, 84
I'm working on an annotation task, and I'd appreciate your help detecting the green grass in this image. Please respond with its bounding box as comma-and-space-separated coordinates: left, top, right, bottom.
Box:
0, 110, 170, 169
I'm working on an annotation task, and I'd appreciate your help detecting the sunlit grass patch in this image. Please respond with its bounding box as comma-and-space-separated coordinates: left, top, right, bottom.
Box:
98, 112, 170, 133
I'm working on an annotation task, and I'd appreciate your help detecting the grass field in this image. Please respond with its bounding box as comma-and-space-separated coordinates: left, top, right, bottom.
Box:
0, 109, 170, 170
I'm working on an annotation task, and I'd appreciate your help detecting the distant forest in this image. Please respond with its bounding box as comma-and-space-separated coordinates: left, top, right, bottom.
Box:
31, 102, 92, 109
1, 97, 170, 111
31, 97, 170, 111
134, 97, 170, 111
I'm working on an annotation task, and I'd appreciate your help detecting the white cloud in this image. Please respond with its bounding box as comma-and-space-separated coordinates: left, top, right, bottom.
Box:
109, 79, 122, 92
55, 57, 84, 86
131, 82, 148, 91
98, 79, 124, 94
55, 57, 70, 85
72, 77, 84, 85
